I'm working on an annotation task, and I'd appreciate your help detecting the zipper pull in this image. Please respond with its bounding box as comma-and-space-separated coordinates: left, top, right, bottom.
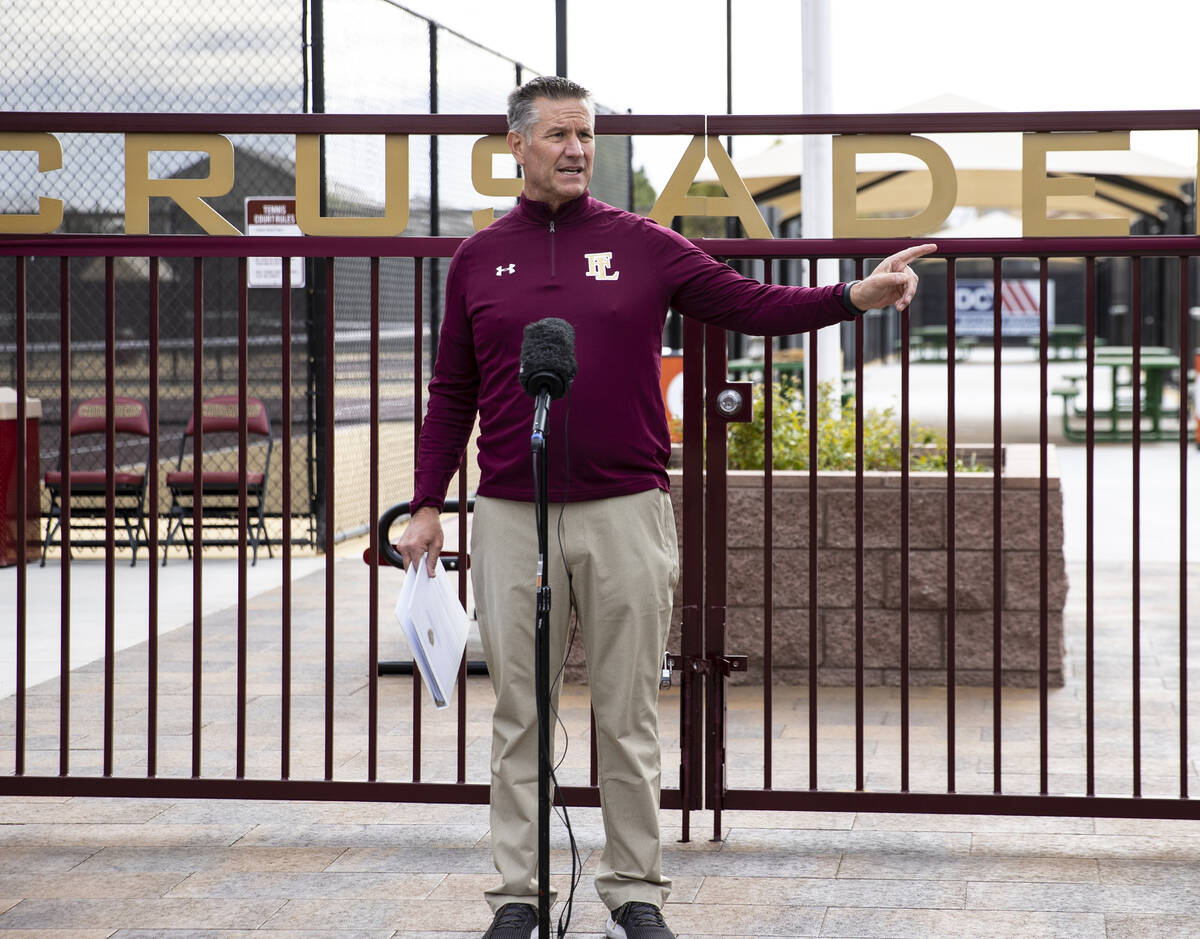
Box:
549, 220, 555, 234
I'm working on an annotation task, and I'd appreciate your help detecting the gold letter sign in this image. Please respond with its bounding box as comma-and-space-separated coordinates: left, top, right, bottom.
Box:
833, 135, 957, 237
125, 134, 239, 235
650, 136, 771, 238
0, 133, 65, 233
295, 134, 410, 236
1021, 132, 1131, 237
471, 135, 523, 231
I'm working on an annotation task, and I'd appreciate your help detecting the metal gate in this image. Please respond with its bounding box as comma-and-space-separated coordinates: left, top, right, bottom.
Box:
2, 110, 1198, 840
685, 237, 1198, 842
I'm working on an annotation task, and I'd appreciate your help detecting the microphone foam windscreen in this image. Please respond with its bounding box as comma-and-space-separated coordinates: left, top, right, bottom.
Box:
519, 317, 578, 397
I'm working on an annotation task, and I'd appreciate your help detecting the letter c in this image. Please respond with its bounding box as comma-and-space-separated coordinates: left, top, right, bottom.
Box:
0, 133, 65, 233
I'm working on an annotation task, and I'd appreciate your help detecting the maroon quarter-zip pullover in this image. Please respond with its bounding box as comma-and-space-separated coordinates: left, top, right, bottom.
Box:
410, 192, 859, 510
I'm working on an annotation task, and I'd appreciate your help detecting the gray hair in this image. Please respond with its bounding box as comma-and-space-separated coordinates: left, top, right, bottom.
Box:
506, 75, 594, 140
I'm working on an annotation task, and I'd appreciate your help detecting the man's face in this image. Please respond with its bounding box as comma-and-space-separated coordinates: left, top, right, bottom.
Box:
508, 97, 594, 212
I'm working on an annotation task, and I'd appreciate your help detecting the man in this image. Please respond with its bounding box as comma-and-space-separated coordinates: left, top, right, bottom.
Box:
397, 75, 935, 939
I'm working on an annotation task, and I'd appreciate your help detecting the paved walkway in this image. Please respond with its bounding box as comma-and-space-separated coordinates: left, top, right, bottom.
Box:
3, 551, 1199, 935
5, 783, 1200, 938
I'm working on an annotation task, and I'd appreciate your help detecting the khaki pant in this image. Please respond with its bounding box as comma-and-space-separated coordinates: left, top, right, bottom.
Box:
471, 489, 679, 913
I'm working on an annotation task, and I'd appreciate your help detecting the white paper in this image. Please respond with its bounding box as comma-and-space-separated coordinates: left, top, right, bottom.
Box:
394, 554, 470, 708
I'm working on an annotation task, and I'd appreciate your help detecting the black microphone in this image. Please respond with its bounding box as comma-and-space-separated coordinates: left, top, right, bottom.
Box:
519, 317, 577, 447
520, 317, 577, 398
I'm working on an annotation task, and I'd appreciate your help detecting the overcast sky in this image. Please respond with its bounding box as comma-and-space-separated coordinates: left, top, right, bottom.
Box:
394, 0, 1199, 191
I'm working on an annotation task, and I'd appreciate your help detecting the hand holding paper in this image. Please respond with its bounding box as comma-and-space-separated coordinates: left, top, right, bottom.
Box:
394, 553, 470, 708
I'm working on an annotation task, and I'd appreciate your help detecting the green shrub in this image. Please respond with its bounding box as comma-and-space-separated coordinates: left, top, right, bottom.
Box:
727, 382, 975, 472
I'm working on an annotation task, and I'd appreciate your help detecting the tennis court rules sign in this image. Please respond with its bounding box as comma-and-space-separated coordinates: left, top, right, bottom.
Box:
245, 197, 306, 289
954, 278, 1055, 337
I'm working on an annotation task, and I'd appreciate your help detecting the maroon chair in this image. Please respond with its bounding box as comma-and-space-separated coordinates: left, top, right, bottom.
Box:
41, 396, 152, 567
162, 395, 274, 566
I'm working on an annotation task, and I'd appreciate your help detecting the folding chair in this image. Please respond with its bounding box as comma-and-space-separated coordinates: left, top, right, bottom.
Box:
162, 394, 274, 566
41, 396, 152, 567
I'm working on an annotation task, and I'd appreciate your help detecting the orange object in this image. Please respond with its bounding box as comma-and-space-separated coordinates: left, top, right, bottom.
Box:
661, 354, 684, 442
0, 390, 40, 566
1194, 352, 1199, 446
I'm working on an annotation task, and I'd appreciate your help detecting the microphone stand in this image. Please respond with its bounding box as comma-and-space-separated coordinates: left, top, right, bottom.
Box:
530, 387, 553, 937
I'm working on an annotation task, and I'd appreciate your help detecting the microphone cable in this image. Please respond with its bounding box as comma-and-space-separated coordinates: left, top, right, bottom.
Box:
550, 387, 583, 938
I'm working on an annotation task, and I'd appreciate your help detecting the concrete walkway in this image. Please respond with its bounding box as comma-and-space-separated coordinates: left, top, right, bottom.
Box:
2, 348, 1198, 937
0, 555, 327, 700
2, 551, 1200, 939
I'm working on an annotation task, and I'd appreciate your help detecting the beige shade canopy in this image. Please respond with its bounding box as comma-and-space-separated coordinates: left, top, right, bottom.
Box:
706, 95, 1194, 228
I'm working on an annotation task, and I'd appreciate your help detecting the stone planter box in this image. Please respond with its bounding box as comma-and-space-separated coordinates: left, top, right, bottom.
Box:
566, 444, 1067, 688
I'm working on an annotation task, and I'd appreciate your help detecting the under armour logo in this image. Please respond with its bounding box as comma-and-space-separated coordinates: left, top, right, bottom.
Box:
584, 252, 620, 281
496, 263, 516, 276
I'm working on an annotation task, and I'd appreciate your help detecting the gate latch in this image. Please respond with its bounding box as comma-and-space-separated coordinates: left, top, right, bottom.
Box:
712, 381, 753, 423
661, 652, 748, 688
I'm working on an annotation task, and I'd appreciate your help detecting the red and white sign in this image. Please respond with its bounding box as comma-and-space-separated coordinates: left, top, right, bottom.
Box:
954, 278, 1055, 337
245, 197, 305, 289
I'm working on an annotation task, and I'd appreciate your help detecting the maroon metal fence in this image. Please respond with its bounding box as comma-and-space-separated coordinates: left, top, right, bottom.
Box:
693, 237, 1196, 842
1, 111, 1197, 841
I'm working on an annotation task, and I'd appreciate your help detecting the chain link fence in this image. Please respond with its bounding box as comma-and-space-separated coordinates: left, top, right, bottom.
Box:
1, 0, 633, 554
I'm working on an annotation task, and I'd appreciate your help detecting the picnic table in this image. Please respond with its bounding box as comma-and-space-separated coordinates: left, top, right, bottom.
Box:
908, 325, 976, 361
1027, 324, 1093, 360
728, 348, 805, 387
1051, 346, 1181, 442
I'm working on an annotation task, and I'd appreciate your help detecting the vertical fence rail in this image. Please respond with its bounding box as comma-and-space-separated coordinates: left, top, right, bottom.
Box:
323, 258, 336, 782
457, 463, 468, 785
762, 261, 774, 791
103, 256, 115, 777
704, 321, 730, 840
945, 257, 957, 794
991, 257, 1003, 794
412, 259, 424, 783
147, 257, 160, 778
57, 256, 71, 777
806, 258, 819, 792
854, 259, 865, 793
281, 258, 294, 781
190, 256, 204, 778
236, 257, 249, 779
1179, 257, 1191, 800
1038, 257, 1050, 796
13, 257, 26, 776
368, 257, 381, 783
1085, 256, 1096, 798
680, 313, 706, 838
1132, 258, 1143, 798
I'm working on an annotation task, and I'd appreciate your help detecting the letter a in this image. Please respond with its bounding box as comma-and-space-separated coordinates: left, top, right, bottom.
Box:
649, 136, 772, 238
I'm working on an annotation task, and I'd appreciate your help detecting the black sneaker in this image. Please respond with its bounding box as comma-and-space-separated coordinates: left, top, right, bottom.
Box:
482, 902, 538, 938
605, 901, 676, 939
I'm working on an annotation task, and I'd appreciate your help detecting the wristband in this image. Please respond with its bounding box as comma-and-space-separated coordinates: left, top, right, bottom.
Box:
840, 280, 867, 315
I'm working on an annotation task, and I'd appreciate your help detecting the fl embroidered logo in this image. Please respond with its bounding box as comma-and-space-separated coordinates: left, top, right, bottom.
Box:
584, 252, 620, 281
496, 263, 516, 276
